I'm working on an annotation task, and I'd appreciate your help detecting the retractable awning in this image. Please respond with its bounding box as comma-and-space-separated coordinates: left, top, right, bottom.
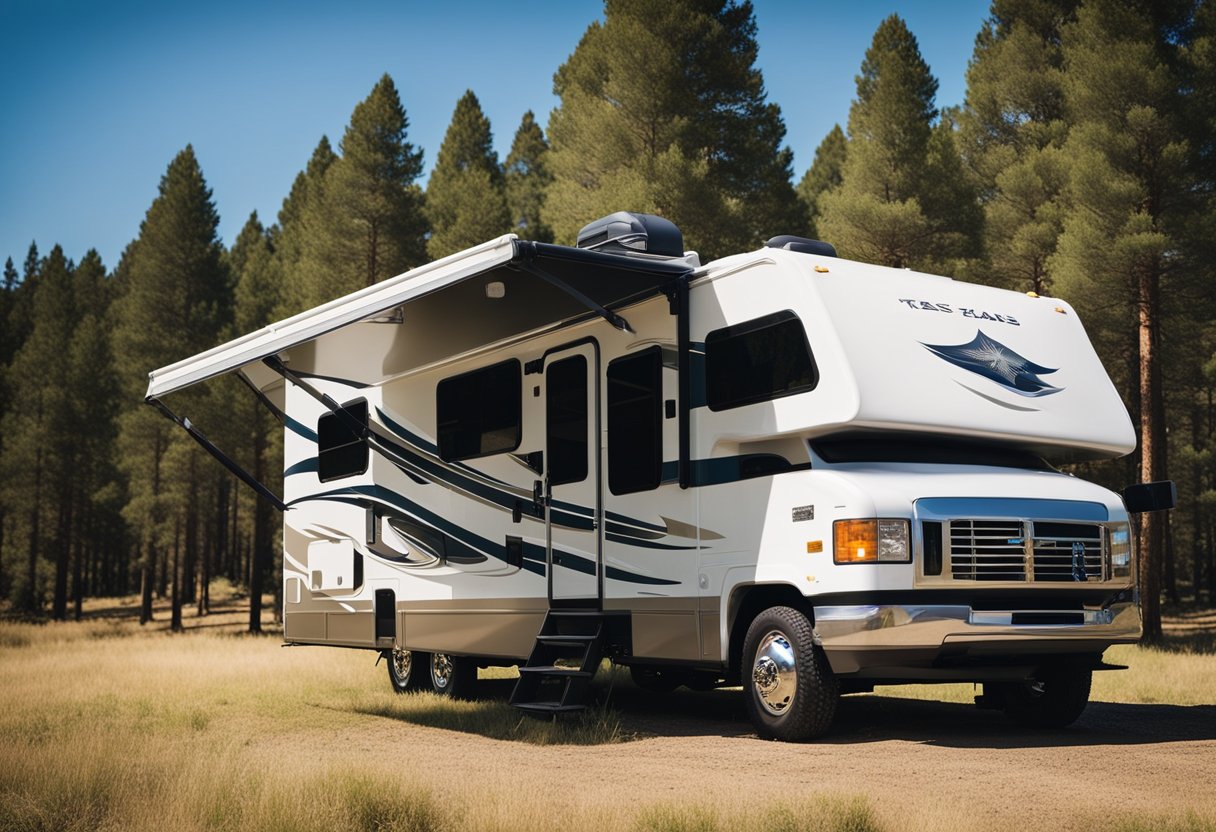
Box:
146, 235, 693, 401
143, 234, 695, 511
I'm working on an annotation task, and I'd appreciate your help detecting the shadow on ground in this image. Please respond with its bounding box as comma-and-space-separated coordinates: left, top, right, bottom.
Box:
595, 680, 1216, 748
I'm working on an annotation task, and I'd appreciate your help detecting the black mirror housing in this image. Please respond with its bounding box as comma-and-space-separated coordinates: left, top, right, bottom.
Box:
1122, 480, 1176, 513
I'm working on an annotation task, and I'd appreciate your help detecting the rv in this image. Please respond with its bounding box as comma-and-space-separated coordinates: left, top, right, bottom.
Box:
146, 212, 1172, 741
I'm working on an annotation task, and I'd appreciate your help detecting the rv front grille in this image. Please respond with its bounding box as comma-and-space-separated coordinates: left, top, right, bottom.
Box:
942, 519, 1107, 583
949, 520, 1027, 581
1030, 522, 1104, 582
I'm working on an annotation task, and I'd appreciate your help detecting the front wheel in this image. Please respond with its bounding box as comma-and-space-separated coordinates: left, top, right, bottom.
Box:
742, 606, 838, 741
989, 666, 1092, 728
386, 647, 429, 693
429, 652, 478, 699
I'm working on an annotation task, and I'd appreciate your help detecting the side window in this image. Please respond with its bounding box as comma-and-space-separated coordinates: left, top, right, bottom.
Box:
607, 347, 662, 495
437, 359, 522, 462
318, 400, 369, 482
705, 310, 817, 411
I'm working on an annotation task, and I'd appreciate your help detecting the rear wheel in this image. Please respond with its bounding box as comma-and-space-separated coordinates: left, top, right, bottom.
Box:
386, 647, 429, 693
429, 652, 478, 699
989, 666, 1092, 728
742, 606, 838, 741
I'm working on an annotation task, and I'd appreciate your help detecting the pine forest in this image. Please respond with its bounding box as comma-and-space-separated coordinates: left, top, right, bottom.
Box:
3, 0, 1215, 644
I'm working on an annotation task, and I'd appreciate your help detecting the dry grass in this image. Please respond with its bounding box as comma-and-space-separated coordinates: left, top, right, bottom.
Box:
1, 593, 1214, 831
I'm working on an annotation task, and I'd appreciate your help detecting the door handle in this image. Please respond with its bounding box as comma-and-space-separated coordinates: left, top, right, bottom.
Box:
533, 479, 547, 512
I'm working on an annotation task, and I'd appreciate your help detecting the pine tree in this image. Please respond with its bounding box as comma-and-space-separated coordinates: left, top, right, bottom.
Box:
545, 0, 803, 260
1049, 0, 1194, 642
113, 146, 231, 627
504, 111, 554, 242
958, 0, 1078, 292
425, 90, 512, 260
273, 137, 337, 318
796, 125, 847, 239
228, 211, 280, 631
818, 14, 980, 271
297, 75, 426, 306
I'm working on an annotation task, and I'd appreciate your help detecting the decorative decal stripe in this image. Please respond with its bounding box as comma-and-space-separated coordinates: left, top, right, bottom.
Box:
293, 486, 678, 586
285, 416, 318, 443
284, 458, 318, 477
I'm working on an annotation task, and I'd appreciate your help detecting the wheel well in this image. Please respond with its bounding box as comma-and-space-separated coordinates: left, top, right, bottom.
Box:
726, 584, 812, 680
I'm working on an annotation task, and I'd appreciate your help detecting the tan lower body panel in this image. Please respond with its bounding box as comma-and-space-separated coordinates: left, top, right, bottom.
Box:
403, 609, 544, 659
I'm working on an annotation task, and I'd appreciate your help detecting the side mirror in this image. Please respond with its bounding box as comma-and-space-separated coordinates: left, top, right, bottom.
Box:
1121, 481, 1176, 513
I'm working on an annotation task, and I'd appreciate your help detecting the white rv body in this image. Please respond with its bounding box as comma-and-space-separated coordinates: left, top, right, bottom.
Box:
147, 218, 1142, 735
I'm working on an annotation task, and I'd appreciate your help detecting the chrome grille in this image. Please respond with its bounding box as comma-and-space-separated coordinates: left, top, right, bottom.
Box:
943, 519, 1106, 583
949, 519, 1027, 581
1031, 522, 1103, 582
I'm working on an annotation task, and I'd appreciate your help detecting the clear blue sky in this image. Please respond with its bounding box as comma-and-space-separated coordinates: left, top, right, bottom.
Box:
0, 0, 990, 271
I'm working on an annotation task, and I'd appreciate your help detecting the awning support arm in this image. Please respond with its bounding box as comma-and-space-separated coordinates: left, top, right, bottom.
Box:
262, 356, 369, 440
236, 369, 286, 424
515, 248, 634, 334
146, 397, 289, 512
261, 356, 433, 487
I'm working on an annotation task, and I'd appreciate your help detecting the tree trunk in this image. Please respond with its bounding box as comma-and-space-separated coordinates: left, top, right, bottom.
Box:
52, 497, 72, 620
1136, 264, 1166, 644
170, 517, 183, 632
25, 433, 43, 614
249, 427, 268, 634
139, 542, 155, 624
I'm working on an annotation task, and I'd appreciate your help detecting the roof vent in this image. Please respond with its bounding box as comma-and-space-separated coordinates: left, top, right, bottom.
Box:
765, 235, 836, 258
576, 212, 684, 258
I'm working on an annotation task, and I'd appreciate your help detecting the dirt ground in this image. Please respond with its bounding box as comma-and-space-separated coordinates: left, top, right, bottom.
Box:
271, 676, 1215, 829
14, 594, 1214, 830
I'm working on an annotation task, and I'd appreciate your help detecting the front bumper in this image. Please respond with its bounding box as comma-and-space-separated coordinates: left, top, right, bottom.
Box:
813, 598, 1140, 679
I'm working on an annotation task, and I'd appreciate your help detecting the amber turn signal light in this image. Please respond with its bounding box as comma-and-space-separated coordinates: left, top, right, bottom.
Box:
834, 519, 911, 564
834, 519, 878, 564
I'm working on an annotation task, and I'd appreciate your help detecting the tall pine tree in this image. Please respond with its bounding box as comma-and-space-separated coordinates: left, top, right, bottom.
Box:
818, 15, 980, 271
796, 124, 847, 240
958, 0, 1078, 292
297, 75, 426, 306
1050, 0, 1194, 641
424, 90, 512, 260
273, 137, 337, 318
113, 146, 231, 627
504, 111, 554, 242
545, 0, 803, 260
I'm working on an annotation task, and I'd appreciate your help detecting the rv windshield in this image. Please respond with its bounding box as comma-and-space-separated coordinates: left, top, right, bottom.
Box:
811, 434, 1052, 470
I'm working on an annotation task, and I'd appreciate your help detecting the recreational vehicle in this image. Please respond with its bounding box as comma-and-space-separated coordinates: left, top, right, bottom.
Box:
146, 211, 1173, 741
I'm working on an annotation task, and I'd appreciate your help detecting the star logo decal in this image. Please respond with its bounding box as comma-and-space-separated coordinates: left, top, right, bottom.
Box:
922, 330, 1062, 397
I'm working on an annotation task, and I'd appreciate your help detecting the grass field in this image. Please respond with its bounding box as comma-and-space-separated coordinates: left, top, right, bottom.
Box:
1, 586, 1214, 832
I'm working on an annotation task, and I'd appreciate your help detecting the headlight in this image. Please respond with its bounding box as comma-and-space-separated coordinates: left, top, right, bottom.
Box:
834, 519, 911, 564
1109, 523, 1132, 579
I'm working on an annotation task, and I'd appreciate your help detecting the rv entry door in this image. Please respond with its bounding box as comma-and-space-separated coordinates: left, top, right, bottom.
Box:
543, 341, 602, 606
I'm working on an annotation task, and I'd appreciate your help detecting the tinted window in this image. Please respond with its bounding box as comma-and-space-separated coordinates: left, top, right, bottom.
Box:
318, 400, 369, 481
546, 355, 587, 486
705, 311, 817, 411
607, 348, 662, 495
437, 360, 522, 461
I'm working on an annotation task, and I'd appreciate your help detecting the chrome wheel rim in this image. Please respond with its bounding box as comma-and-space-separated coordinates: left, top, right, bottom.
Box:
390, 647, 412, 684
431, 653, 454, 690
752, 629, 797, 716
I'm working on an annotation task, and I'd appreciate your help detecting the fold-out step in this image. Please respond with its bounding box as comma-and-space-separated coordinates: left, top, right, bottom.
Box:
509, 610, 608, 715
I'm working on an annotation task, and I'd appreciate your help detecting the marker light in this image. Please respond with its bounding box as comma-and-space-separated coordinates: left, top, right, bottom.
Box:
834, 519, 911, 564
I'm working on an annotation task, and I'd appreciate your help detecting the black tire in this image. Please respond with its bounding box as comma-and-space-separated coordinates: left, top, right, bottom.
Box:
990, 666, 1092, 728
429, 652, 478, 699
630, 665, 682, 693
386, 647, 429, 693
742, 605, 838, 741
